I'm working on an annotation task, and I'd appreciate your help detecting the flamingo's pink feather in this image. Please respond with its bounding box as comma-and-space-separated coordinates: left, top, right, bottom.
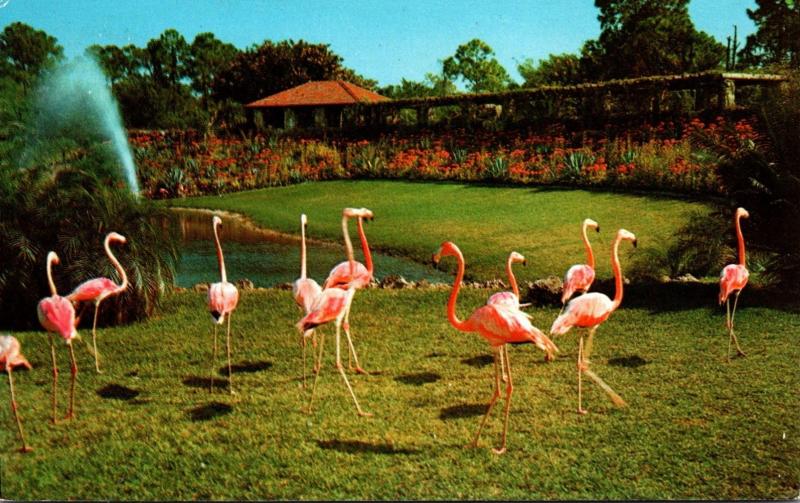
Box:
469, 304, 558, 354
207, 281, 239, 324
37, 295, 77, 342
487, 291, 519, 310
550, 292, 614, 335
323, 260, 371, 290
562, 264, 595, 304
297, 287, 350, 332
67, 277, 119, 303
292, 278, 322, 314
719, 264, 749, 304
0, 336, 32, 370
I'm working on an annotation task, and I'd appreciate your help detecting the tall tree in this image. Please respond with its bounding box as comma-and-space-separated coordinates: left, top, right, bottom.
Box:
0, 22, 63, 88
580, 0, 725, 80
187, 32, 238, 108
739, 0, 800, 69
212, 39, 375, 104
146, 29, 190, 89
518, 53, 582, 87
442, 39, 512, 93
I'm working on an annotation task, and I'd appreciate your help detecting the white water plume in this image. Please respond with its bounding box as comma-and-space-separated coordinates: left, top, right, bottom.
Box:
33, 56, 139, 195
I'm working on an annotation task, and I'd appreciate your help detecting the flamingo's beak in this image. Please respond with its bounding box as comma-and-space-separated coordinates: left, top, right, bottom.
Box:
632, 239, 638, 248
522, 259, 528, 267
596, 226, 600, 233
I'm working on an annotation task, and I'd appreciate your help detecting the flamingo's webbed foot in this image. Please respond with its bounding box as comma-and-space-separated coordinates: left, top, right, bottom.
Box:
492, 446, 507, 455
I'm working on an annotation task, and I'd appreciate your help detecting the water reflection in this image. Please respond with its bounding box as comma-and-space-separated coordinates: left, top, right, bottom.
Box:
168, 208, 450, 288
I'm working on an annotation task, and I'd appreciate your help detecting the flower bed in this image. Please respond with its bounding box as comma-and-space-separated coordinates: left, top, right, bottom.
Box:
131, 115, 760, 199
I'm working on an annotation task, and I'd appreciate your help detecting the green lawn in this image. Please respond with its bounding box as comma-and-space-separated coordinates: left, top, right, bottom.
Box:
171, 180, 711, 281
2, 288, 798, 500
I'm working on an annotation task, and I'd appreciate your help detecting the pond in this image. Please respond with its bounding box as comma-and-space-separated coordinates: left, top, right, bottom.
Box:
168, 208, 451, 288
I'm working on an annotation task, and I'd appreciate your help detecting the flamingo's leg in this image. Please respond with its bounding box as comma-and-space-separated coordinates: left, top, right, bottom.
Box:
342, 302, 367, 374
582, 327, 626, 408
306, 330, 326, 413
730, 291, 746, 357
301, 332, 307, 389
577, 335, 587, 415
65, 342, 78, 420
499, 347, 508, 383
471, 346, 502, 448
210, 324, 218, 392
91, 300, 103, 373
335, 317, 372, 417
48, 333, 58, 424
7, 366, 33, 452
726, 297, 733, 362
226, 313, 234, 395
493, 345, 513, 455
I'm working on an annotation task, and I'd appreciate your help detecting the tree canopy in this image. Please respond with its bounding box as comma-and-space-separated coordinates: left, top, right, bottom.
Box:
739, 0, 800, 69
442, 39, 512, 93
0, 22, 63, 88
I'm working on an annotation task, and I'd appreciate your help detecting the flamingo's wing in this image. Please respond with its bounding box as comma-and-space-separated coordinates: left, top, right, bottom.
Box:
323, 261, 370, 289
208, 282, 239, 324
719, 264, 749, 304
563, 264, 595, 302
37, 296, 77, 341
550, 292, 613, 335
487, 291, 519, 310
67, 277, 118, 303
293, 278, 323, 313
298, 288, 350, 332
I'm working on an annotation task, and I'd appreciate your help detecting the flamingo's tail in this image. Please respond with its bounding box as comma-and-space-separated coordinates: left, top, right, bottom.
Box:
531, 329, 559, 355
549, 310, 573, 336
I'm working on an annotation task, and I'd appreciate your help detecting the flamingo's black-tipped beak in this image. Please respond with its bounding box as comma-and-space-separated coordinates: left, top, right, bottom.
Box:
596, 226, 600, 233
633, 239, 638, 248
522, 259, 528, 267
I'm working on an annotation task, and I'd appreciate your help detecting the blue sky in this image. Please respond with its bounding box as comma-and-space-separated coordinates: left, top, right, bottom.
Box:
1, 0, 757, 87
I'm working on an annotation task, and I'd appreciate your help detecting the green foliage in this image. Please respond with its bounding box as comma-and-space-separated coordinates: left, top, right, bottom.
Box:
187, 33, 239, 108
518, 53, 583, 87
580, 0, 725, 80
739, 0, 800, 68
442, 39, 513, 93
0, 22, 63, 89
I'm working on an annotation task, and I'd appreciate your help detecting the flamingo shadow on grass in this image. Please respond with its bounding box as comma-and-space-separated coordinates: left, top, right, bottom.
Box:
188, 402, 233, 421
439, 403, 487, 420
96, 384, 140, 400
394, 372, 441, 386
216, 360, 273, 375
182, 375, 229, 390
460, 355, 494, 368
608, 355, 648, 368
316, 439, 418, 455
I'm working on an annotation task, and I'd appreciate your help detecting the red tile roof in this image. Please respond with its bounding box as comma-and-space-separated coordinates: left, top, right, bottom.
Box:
245, 80, 389, 108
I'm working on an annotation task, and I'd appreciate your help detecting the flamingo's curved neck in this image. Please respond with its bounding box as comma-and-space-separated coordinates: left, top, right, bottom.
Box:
356, 217, 373, 277
735, 213, 746, 267
213, 221, 227, 283
342, 214, 355, 277
611, 236, 624, 310
300, 218, 307, 280
105, 236, 128, 295
46, 254, 57, 296
582, 222, 595, 269
506, 256, 519, 298
446, 250, 471, 332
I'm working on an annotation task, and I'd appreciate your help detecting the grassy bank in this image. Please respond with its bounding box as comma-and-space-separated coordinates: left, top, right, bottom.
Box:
172, 180, 711, 281
2, 288, 797, 499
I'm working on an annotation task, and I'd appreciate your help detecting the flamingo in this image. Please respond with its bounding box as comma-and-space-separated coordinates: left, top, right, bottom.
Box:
67, 232, 128, 373
1, 335, 33, 452
487, 251, 526, 310
208, 216, 239, 394
297, 212, 372, 418
550, 229, 636, 415
322, 207, 374, 374
561, 218, 600, 307
719, 207, 750, 361
292, 213, 322, 387
37, 251, 79, 422
433, 241, 558, 454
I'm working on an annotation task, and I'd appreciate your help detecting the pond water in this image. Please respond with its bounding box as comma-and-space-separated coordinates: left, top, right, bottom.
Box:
169, 208, 451, 288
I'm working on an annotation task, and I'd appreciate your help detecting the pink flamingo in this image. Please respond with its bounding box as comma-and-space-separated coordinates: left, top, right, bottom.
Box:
550, 229, 636, 415
719, 207, 750, 360
487, 251, 527, 310
208, 216, 239, 394
67, 232, 128, 373
297, 212, 372, 417
434, 241, 558, 454
292, 213, 322, 387
322, 207, 374, 374
1, 335, 33, 452
561, 218, 600, 307
37, 251, 79, 422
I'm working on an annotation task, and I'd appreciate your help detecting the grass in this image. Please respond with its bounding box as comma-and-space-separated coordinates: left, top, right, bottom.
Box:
171, 180, 711, 281
2, 287, 798, 500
